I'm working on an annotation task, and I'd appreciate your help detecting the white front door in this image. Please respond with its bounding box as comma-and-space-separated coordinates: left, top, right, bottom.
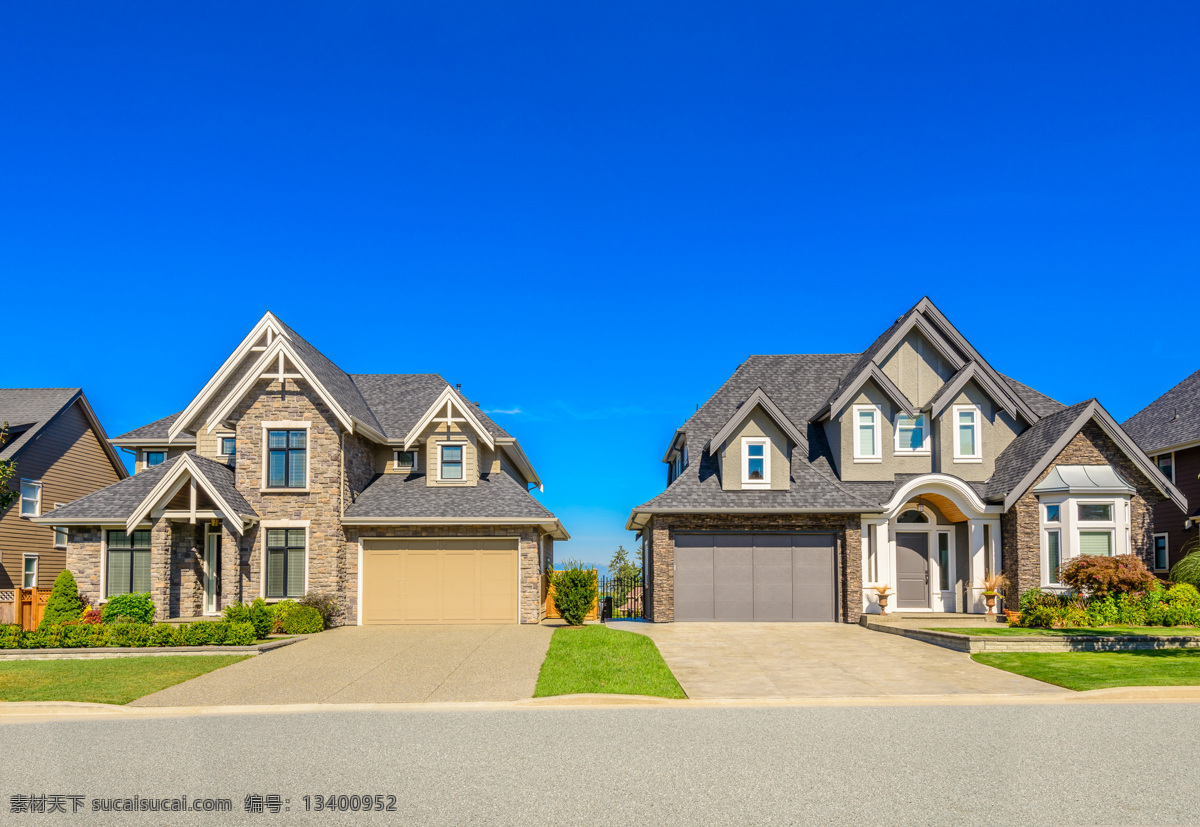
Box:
204, 531, 220, 615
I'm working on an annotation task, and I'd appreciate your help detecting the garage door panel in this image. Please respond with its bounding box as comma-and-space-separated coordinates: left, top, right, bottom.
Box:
362, 551, 404, 624
753, 544, 793, 620
792, 543, 834, 621
440, 551, 478, 621
714, 543, 753, 620
402, 551, 441, 622
674, 538, 715, 621
478, 551, 517, 622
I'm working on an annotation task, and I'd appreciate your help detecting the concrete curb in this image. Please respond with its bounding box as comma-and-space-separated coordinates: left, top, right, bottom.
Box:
0, 636, 303, 661
3, 686, 1200, 723
862, 620, 1200, 653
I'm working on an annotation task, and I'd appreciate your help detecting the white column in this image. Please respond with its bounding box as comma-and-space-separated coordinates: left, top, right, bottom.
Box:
968, 521, 986, 613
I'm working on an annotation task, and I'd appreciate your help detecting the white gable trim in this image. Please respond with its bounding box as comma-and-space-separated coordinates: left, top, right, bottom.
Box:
169, 312, 287, 441
709, 387, 808, 456
202, 336, 355, 435
403, 386, 496, 451
1002, 401, 1188, 513
126, 454, 250, 536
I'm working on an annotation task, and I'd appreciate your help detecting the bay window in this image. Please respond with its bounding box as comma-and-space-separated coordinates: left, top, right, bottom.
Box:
1039, 496, 1128, 586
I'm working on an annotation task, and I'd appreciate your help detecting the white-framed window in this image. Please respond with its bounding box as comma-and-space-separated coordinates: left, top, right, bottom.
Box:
22, 554, 38, 589
953, 405, 982, 461
894, 413, 930, 454
439, 443, 465, 481
1040, 496, 1128, 586
262, 421, 311, 490
393, 450, 417, 472
220, 437, 237, 456
106, 529, 152, 597
852, 405, 881, 462
144, 450, 165, 467
936, 531, 951, 591
741, 437, 770, 488
1155, 453, 1175, 484
1153, 533, 1169, 572
54, 504, 67, 549
19, 480, 41, 517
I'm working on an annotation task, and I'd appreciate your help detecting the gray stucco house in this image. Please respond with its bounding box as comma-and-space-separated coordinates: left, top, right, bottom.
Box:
629, 298, 1187, 623
34, 313, 567, 625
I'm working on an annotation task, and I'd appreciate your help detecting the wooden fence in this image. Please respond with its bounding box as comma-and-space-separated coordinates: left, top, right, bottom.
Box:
14, 588, 51, 631
542, 571, 599, 621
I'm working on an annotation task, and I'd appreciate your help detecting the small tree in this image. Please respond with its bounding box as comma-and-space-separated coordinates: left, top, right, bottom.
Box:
0, 424, 17, 512
39, 569, 84, 628
608, 546, 640, 580
1059, 553, 1157, 599
550, 558, 597, 626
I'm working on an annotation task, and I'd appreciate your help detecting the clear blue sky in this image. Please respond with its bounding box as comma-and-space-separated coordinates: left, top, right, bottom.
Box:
2, 3, 1197, 569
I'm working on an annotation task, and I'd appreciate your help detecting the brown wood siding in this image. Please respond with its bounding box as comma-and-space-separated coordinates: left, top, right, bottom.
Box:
0, 401, 123, 588
1152, 445, 1200, 572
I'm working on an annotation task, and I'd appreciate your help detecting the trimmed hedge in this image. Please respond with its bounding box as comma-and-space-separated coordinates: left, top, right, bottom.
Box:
101, 593, 156, 624
280, 606, 323, 635
0, 620, 269, 650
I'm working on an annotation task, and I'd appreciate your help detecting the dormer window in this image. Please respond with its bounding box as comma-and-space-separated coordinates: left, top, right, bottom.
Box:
439, 444, 464, 480
220, 438, 236, 457
894, 414, 929, 454
394, 450, 417, 472
145, 451, 165, 467
741, 437, 770, 489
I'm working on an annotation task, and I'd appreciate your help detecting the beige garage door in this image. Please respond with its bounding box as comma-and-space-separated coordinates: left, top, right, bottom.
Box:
361, 538, 519, 624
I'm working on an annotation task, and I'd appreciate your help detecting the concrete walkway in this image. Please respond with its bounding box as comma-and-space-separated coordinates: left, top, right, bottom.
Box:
130, 624, 554, 706
609, 621, 1065, 699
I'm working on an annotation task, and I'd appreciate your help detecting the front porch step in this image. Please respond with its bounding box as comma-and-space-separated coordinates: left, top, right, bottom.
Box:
870, 612, 1006, 626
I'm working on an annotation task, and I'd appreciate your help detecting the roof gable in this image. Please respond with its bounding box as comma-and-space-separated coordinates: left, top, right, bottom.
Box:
926, 363, 1021, 420
125, 452, 257, 535
0, 388, 127, 479
403, 385, 496, 451
709, 388, 808, 455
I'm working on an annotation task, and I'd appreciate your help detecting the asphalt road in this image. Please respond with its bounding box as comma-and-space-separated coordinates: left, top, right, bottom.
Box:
3, 703, 1199, 825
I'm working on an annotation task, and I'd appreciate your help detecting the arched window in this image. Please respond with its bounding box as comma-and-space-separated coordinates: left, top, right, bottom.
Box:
897, 509, 929, 524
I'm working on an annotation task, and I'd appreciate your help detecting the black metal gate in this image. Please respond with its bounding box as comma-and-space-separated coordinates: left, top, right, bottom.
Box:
597, 572, 644, 620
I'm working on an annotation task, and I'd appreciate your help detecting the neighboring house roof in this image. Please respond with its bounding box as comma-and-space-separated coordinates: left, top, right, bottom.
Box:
0, 387, 127, 477
1122, 367, 1200, 455
343, 472, 567, 538
35, 452, 257, 531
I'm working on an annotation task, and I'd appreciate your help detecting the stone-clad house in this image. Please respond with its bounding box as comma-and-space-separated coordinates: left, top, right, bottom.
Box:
628, 298, 1188, 623
34, 313, 567, 625
1122, 367, 1200, 574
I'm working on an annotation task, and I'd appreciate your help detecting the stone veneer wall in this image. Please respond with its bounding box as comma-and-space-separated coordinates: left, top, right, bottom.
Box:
1001, 421, 1167, 605
644, 513, 864, 623
66, 527, 103, 608
345, 525, 546, 624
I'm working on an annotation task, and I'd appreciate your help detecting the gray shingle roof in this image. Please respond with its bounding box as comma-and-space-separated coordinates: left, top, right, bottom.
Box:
985, 400, 1094, 502
344, 472, 553, 520
1001, 375, 1066, 419
0, 388, 81, 460
350, 375, 511, 440
40, 452, 256, 522
111, 411, 185, 442
1122, 367, 1200, 454
274, 318, 384, 436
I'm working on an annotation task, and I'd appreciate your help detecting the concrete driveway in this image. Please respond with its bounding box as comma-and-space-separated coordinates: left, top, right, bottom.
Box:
130, 624, 554, 707
609, 621, 1064, 699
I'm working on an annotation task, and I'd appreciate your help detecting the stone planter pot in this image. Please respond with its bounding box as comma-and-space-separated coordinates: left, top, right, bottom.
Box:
984, 593, 998, 614
877, 593, 890, 614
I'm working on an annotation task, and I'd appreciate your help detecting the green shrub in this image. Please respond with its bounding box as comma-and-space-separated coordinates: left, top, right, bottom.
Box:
62, 624, 96, 648
1018, 588, 1055, 613
281, 606, 323, 634
101, 592, 156, 624
39, 569, 84, 628
270, 600, 299, 633
106, 622, 152, 647
1018, 603, 1063, 628
23, 624, 66, 649
149, 623, 177, 646
0, 625, 22, 649
550, 560, 598, 626
298, 592, 343, 628
1085, 595, 1118, 626
1166, 583, 1200, 609
248, 598, 273, 639
1113, 592, 1148, 626
225, 621, 256, 646
1169, 545, 1200, 590
184, 621, 229, 646
223, 603, 251, 624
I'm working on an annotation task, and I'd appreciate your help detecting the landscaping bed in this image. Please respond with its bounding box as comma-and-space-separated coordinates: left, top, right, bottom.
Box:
930, 626, 1200, 638
0, 655, 250, 704
534, 625, 685, 699
974, 650, 1200, 691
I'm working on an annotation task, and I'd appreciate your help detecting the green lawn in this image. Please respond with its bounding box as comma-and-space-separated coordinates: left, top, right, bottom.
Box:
534, 625, 685, 699
974, 650, 1200, 691
0, 656, 249, 704
930, 626, 1200, 638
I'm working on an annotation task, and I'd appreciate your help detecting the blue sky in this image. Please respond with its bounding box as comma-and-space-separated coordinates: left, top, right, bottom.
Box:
2, 2, 1197, 569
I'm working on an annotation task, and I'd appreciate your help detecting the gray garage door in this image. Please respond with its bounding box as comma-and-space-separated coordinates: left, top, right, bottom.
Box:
673, 533, 837, 621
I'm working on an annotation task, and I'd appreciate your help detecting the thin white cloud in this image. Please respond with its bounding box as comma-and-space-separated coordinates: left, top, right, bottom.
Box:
483, 407, 523, 415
